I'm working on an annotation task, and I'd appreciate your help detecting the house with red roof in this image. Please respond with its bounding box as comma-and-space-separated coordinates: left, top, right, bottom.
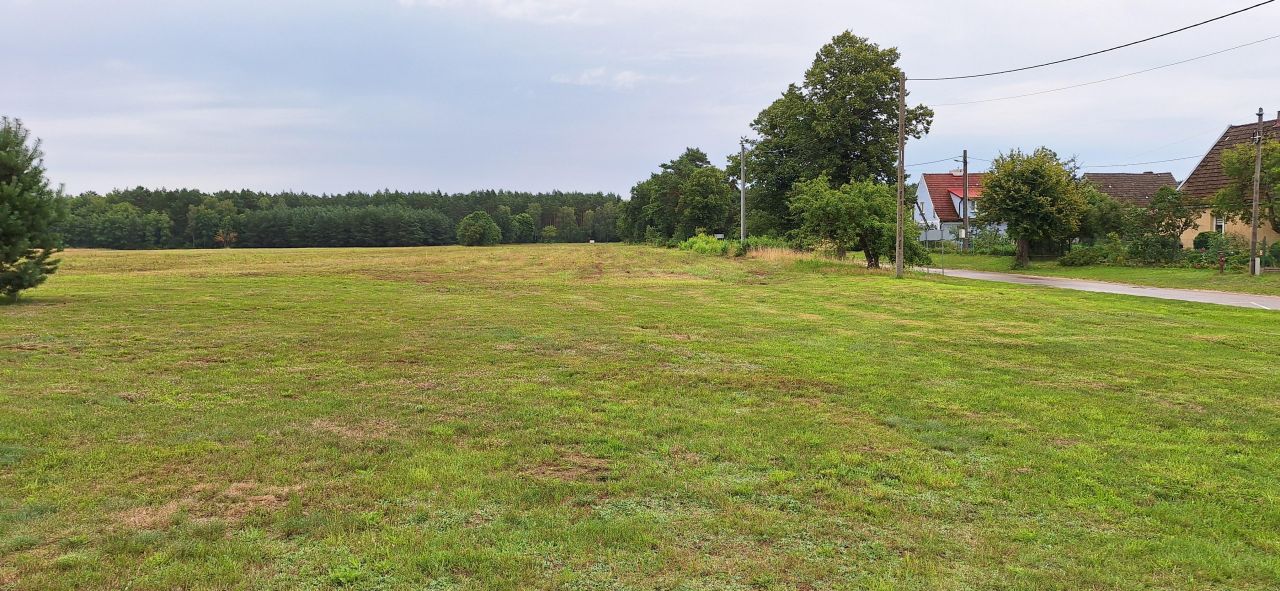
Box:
913, 171, 992, 242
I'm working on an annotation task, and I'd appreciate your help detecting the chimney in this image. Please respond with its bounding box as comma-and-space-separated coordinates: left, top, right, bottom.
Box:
950, 169, 963, 176
1275, 111, 1279, 127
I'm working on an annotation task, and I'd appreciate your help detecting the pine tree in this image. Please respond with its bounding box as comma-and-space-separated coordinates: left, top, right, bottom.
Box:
0, 118, 63, 302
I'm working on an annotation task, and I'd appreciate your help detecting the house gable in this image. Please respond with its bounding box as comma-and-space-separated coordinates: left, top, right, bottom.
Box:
920, 172, 985, 223
1180, 115, 1279, 204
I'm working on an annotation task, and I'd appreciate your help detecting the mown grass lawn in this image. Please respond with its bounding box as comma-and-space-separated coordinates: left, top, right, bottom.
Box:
2, 245, 1278, 590
930, 253, 1280, 296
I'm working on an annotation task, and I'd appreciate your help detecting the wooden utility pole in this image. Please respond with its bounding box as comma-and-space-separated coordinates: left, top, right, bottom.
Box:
740, 139, 748, 242
962, 149, 970, 253
895, 74, 906, 278
1252, 107, 1264, 276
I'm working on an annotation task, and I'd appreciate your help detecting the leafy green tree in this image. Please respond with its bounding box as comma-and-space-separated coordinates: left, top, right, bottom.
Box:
1142, 187, 1199, 239
1212, 140, 1280, 232
788, 176, 927, 268
977, 148, 1086, 268
588, 202, 620, 242
677, 167, 735, 239
621, 148, 734, 242
456, 211, 502, 246
1076, 184, 1137, 245
554, 206, 582, 242
492, 205, 514, 243
0, 118, 63, 301
510, 212, 536, 243
540, 225, 558, 243
738, 32, 933, 234
187, 197, 238, 248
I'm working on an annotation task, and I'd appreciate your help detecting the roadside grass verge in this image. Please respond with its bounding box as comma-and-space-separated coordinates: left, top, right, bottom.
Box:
931, 252, 1280, 296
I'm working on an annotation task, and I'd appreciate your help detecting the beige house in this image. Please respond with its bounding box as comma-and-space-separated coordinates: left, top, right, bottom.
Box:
1177, 114, 1280, 248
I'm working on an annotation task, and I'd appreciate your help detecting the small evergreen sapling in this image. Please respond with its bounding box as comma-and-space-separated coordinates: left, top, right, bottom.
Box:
0, 118, 63, 302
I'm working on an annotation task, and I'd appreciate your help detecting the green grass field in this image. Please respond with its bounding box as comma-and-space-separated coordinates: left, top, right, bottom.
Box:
2, 245, 1279, 590
930, 253, 1280, 296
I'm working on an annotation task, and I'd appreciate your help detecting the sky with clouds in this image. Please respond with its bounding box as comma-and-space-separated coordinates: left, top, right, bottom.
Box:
4, 0, 1277, 196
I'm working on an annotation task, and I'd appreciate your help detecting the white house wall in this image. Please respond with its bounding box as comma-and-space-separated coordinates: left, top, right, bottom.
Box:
914, 182, 945, 241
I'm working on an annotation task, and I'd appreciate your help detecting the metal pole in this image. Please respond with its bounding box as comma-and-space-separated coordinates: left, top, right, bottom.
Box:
895, 74, 906, 278
962, 149, 970, 254
1252, 108, 1264, 276
740, 139, 748, 242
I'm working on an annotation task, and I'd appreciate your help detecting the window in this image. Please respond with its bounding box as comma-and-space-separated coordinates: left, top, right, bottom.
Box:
1213, 217, 1226, 233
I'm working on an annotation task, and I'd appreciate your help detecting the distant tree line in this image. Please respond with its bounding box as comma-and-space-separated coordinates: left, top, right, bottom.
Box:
57, 188, 622, 249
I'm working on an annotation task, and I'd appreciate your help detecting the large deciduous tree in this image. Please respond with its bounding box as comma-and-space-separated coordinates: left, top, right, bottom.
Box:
1212, 140, 1280, 232
739, 32, 933, 235
0, 118, 63, 302
977, 148, 1086, 268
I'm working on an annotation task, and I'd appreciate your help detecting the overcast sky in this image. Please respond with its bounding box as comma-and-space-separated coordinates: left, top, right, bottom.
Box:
4, 0, 1278, 196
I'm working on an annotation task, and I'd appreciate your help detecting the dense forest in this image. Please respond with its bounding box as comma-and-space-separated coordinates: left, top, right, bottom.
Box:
58, 188, 622, 249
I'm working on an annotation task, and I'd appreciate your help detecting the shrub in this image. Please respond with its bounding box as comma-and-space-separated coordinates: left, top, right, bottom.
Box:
1126, 234, 1183, 266
456, 211, 502, 246
678, 233, 730, 256
970, 227, 1017, 256
1059, 245, 1108, 267
742, 235, 793, 251
1186, 232, 1250, 271
1192, 231, 1218, 251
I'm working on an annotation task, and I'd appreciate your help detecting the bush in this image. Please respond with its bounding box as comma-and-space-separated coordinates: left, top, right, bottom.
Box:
969, 227, 1016, 256
1185, 232, 1249, 271
1059, 245, 1108, 267
742, 235, 793, 251
1192, 231, 1217, 251
678, 233, 730, 256
456, 211, 502, 246
1126, 234, 1183, 266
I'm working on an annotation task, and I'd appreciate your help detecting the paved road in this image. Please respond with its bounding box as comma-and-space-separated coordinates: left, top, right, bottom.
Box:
924, 268, 1280, 310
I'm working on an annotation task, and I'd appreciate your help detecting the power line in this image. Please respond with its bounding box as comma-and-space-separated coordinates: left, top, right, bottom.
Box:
932, 34, 1280, 107
1081, 155, 1201, 169
906, 155, 961, 167
910, 0, 1276, 81
965, 154, 1199, 168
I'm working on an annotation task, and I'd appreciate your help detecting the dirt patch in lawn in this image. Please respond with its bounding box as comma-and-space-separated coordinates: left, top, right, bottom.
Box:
117, 482, 305, 528
116, 500, 185, 529
524, 451, 611, 482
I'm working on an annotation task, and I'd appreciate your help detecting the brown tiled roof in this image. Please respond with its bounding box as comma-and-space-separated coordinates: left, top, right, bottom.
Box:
922, 172, 985, 223
1082, 172, 1178, 207
1180, 116, 1280, 204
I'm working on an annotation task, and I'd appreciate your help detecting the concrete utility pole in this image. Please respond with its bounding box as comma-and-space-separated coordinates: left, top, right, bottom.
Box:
1252, 107, 1264, 276
740, 139, 748, 242
895, 74, 906, 279
962, 149, 970, 253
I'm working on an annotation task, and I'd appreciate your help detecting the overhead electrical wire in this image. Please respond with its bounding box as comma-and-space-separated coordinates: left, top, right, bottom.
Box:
1080, 155, 1202, 169
910, 0, 1276, 81
931, 34, 1280, 107
906, 156, 961, 167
